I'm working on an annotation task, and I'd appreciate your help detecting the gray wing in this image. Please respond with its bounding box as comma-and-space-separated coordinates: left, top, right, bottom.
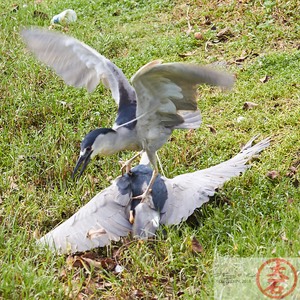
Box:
160, 136, 270, 225
131, 61, 234, 130
21, 28, 137, 126
38, 178, 132, 254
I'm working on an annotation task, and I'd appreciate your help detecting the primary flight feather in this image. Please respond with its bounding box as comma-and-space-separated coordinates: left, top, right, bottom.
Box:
21, 28, 234, 199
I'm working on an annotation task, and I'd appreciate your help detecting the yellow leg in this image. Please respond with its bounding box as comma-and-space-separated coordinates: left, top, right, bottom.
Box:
119, 150, 144, 175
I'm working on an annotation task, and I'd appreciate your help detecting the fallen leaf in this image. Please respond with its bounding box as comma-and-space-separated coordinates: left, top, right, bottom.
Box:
185, 129, 196, 139
191, 237, 203, 253
266, 170, 279, 180
287, 198, 294, 204
143, 275, 155, 282
18, 155, 25, 161
33, 10, 48, 19
280, 232, 288, 242
177, 291, 185, 297
259, 75, 271, 83
204, 16, 211, 25
292, 179, 299, 188
207, 125, 217, 134
243, 101, 258, 110
235, 55, 248, 63
216, 27, 234, 41
8, 176, 18, 190
81, 257, 104, 269
286, 166, 297, 178
33, 229, 40, 239
131, 289, 144, 298
178, 50, 196, 58
11, 4, 19, 12
194, 32, 204, 40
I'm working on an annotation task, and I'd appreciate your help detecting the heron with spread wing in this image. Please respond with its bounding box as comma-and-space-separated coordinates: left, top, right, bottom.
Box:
21, 28, 234, 200
38, 136, 270, 254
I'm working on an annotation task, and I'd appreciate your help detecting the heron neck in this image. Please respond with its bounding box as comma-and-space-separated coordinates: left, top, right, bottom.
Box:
93, 127, 139, 156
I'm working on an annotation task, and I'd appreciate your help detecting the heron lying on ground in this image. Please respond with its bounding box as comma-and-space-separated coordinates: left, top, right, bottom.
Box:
21, 28, 234, 200
39, 136, 270, 254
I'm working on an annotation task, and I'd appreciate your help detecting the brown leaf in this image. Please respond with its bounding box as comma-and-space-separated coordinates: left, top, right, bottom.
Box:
207, 125, 217, 134
8, 176, 18, 191
191, 237, 203, 253
266, 170, 279, 180
259, 75, 271, 83
131, 289, 144, 298
33, 10, 49, 19
235, 55, 248, 63
204, 16, 211, 25
81, 257, 104, 269
72, 256, 86, 268
178, 50, 196, 58
243, 101, 258, 110
287, 198, 294, 204
216, 27, 234, 41
286, 166, 297, 178
194, 32, 204, 40
185, 129, 196, 139
11, 4, 19, 12
292, 179, 299, 188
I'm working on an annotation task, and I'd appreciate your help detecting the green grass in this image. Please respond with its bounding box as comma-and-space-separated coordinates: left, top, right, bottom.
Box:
1, 0, 299, 298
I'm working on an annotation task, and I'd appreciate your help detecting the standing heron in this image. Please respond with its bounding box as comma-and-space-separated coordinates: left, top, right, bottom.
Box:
38, 136, 270, 254
21, 28, 234, 199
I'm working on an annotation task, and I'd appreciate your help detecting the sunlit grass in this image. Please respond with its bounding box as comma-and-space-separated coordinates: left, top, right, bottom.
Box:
0, 0, 299, 298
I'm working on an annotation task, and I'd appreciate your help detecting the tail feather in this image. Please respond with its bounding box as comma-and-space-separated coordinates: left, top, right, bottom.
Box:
174, 110, 202, 129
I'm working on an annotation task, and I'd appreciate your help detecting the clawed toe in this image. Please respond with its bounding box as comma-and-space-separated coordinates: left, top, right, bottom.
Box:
131, 189, 152, 202
119, 160, 132, 175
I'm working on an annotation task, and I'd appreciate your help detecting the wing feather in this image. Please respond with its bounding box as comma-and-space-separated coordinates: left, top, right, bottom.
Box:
132, 61, 234, 121
38, 179, 132, 253
21, 28, 136, 109
160, 137, 270, 225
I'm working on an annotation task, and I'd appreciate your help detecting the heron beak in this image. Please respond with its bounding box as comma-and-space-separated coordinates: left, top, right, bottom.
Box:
72, 149, 93, 179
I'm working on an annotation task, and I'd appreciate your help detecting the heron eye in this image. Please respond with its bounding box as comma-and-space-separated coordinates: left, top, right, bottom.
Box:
86, 146, 92, 151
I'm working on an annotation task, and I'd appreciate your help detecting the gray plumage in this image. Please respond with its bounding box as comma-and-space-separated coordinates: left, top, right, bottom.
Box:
38, 136, 270, 254
21, 28, 234, 188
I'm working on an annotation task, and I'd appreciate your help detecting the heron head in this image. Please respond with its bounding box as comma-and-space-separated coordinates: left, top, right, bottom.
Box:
72, 128, 116, 178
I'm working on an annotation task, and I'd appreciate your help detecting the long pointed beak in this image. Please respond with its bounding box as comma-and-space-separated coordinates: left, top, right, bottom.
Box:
72, 150, 93, 179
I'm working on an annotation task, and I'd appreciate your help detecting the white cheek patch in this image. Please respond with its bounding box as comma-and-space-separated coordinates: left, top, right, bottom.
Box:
80, 149, 86, 156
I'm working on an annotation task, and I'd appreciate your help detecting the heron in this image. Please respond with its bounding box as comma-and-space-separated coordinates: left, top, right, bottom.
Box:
38, 136, 270, 254
21, 28, 234, 200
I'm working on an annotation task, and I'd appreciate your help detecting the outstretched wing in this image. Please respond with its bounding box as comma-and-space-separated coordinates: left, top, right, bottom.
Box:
131, 61, 234, 129
21, 28, 136, 127
160, 137, 270, 225
38, 177, 133, 254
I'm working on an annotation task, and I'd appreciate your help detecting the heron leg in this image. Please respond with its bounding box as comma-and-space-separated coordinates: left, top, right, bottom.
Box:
119, 150, 144, 175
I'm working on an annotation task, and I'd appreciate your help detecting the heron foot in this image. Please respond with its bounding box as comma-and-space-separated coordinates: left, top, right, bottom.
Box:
131, 189, 152, 202
119, 160, 132, 175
